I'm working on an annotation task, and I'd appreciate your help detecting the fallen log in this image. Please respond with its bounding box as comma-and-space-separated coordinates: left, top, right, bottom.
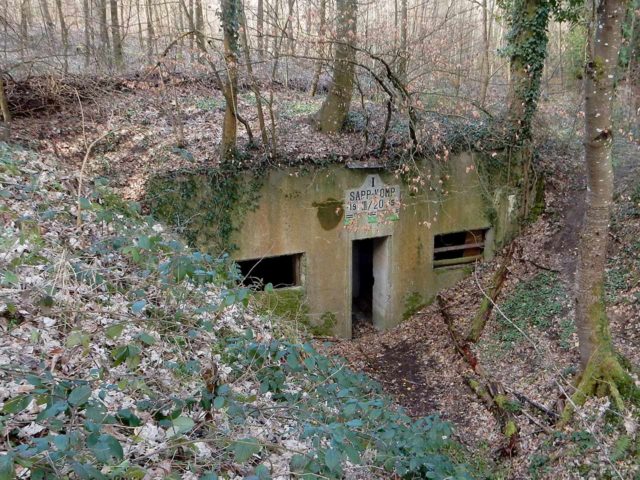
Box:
466, 242, 516, 343
438, 295, 519, 457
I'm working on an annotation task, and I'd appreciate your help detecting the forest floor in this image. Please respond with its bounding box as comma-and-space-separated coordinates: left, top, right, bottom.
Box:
5, 78, 640, 478
328, 137, 640, 479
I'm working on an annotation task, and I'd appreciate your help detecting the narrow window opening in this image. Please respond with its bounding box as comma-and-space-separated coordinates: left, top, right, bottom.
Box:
237, 254, 302, 290
433, 229, 488, 267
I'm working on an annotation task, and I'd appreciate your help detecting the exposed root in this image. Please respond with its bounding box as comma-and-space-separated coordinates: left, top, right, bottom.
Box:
560, 351, 640, 425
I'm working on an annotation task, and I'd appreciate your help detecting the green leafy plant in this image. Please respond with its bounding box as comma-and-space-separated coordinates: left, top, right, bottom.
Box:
496, 272, 567, 346
221, 333, 474, 479
282, 100, 317, 117
196, 97, 225, 111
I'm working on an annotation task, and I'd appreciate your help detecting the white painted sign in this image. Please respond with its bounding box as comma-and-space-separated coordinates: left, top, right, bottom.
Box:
344, 174, 400, 225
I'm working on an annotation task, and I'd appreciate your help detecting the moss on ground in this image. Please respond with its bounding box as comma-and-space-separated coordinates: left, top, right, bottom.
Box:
403, 292, 426, 320
252, 288, 309, 324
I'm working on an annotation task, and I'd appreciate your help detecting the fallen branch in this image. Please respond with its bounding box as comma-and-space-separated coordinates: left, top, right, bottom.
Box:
511, 390, 559, 421
519, 257, 561, 273
466, 243, 516, 343
438, 295, 519, 457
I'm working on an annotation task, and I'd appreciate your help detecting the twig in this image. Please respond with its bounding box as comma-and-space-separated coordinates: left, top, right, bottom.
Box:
511, 390, 559, 420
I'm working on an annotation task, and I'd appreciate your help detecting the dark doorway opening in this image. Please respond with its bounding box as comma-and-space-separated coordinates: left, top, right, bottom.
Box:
352, 239, 374, 329
352, 237, 389, 336
237, 254, 302, 290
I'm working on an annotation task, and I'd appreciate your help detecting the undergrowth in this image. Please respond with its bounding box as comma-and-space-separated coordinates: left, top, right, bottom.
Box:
495, 272, 569, 348
0, 143, 476, 479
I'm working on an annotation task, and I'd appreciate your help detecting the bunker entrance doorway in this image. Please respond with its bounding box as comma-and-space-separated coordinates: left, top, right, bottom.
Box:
352, 236, 390, 336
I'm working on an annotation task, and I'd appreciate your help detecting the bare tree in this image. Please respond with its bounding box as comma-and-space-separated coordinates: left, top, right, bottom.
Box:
39, 0, 55, 44
397, 0, 408, 82
286, 0, 295, 56
569, 0, 639, 416
83, 0, 92, 68
146, 0, 154, 61
479, 0, 492, 106
195, 0, 204, 35
316, 0, 357, 132
98, 0, 111, 66
309, 0, 326, 96
240, 1, 270, 149
110, 0, 124, 68
20, 0, 31, 55
55, 0, 69, 73
257, 0, 264, 58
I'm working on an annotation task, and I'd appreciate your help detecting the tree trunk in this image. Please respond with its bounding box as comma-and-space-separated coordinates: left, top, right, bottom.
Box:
195, 0, 204, 35
466, 243, 515, 343
221, 0, 240, 160
394, 0, 398, 51
316, 0, 357, 133
145, 0, 154, 61
110, 0, 123, 68
624, 7, 638, 126
304, 1, 311, 56
83, 0, 92, 68
54, 0, 69, 73
505, 0, 550, 141
577, 0, 625, 368
309, 0, 326, 96
257, 0, 264, 58
566, 0, 639, 419
240, 3, 269, 149
20, 0, 31, 54
188, 0, 194, 51
120, 0, 126, 47
397, 0, 408, 83
98, 0, 111, 66
0, 73, 11, 142
271, 0, 279, 60
287, 0, 295, 56
177, 2, 185, 45
479, 0, 490, 106
135, 0, 144, 51
39, 0, 55, 44
558, 22, 564, 90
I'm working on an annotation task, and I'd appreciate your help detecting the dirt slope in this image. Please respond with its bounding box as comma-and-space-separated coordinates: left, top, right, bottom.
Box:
328, 138, 640, 478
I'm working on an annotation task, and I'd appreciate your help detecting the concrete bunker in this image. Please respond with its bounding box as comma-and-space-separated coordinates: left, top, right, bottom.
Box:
146, 149, 529, 338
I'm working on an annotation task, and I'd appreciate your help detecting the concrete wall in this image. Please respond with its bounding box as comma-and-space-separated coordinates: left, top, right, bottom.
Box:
229, 151, 522, 338
147, 150, 524, 338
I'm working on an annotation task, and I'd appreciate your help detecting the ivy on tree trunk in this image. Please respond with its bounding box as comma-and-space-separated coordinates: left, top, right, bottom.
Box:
221, 0, 240, 160
504, 0, 550, 142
